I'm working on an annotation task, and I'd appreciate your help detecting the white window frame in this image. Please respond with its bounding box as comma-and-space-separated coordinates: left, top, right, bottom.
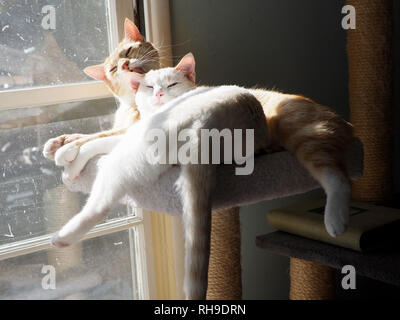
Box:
0, 0, 132, 111
143, 0, 185, 300
0, 0, 156, 300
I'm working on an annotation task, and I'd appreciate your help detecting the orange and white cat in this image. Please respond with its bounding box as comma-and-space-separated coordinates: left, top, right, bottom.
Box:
43, 19, 160, 163
44, 18, 354, 299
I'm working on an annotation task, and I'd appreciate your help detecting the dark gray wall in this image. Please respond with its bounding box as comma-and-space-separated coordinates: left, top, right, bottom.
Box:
169, 0, 398, 299
170, 0, 349, 118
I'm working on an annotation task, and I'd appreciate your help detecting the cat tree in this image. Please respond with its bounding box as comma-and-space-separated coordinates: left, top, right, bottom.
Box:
58, 0, 390, 299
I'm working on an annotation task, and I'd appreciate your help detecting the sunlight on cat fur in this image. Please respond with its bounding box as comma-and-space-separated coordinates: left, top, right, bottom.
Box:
44, 18, 354, 300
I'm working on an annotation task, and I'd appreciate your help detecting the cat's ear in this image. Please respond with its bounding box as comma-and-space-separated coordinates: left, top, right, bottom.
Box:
175, 53, 196, 83
124, 18, 144, 42
123, 72, 145, 91
83, 64, 106, 81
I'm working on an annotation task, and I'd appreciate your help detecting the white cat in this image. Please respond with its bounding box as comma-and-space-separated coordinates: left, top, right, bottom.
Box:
50, 53, 269, 299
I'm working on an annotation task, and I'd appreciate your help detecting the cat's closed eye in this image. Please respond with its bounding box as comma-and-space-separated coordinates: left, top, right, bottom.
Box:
168, 82, 178, 88
146, 85, 153, 89
119, 47, 133, 58
125, 47, 133, 57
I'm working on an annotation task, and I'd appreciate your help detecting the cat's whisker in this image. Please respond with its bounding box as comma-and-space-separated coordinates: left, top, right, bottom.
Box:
154, 40, 192, 50
133, 51, 159, 63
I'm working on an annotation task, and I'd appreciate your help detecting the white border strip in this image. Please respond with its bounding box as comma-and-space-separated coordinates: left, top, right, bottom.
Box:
143, 0, 184, 299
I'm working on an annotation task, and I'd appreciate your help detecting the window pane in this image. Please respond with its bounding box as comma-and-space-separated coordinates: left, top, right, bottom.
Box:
0, 229, 140, 300
0, 98, 132, 246
0, 0, 110, 91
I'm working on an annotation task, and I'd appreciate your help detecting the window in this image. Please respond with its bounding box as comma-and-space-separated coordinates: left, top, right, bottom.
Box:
0, 0, 154, 299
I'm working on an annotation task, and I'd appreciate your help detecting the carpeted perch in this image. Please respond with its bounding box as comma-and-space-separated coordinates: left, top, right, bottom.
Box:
64, 138, 363, 216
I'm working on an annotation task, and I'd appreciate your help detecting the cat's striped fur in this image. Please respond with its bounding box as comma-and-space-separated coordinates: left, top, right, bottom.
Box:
252, 90, 353, 236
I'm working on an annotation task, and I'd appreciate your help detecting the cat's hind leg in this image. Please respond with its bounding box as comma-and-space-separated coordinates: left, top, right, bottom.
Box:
292, 132, 351, 236
51, 154, 126, 247
302, 160, 351, 237
318, 166, 351, 237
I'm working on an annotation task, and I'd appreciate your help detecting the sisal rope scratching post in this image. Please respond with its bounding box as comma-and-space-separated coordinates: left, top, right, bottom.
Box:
289, 258, 336, 300
44, 185, 83, 273
347, 0, 394, 202
290, 0, 393, 300
206, 207, 242, 300
289, 258, 335, 300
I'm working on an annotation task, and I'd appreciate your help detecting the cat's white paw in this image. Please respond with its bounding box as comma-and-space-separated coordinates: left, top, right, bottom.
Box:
43, 137, 64, 160
61, 154, 89, 185
50, 231, 71, 248
51, 223, 84, 248
61, 170, 79, 186
43, 134, 86, 161
55, 143, 80, 166
324, 199, 349, 237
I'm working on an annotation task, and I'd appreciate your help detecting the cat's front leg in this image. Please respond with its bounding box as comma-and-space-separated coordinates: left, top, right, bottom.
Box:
53, 128, 128, 166
62, 135, 123, 184
54, 141, 81, 166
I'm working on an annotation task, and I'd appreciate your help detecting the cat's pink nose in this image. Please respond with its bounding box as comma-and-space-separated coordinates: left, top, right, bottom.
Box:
156, 91, 164, 98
